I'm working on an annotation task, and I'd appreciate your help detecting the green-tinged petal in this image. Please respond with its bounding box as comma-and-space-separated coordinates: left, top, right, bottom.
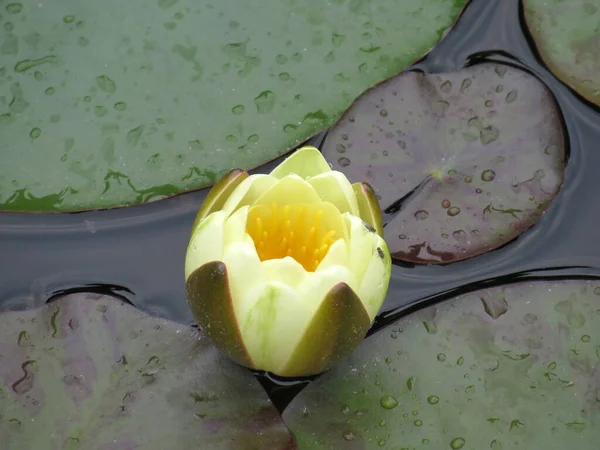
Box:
192, 169, 248, 230
237, 281, 312, 374
316, 238, 349, 272
221, 174, 278, 216
261, 257, 308, 288
269, 146, 332, 179
357, 236, 391, 321
277, 282, 370, 377
223, 205, 249, 248
308, 171, 360, 215
185, 261, 253, 368
345, 213, 376, 286
297, 264, 356, 313
353, 182, 384, 237
253, 174, 322, 207
223, 240, 265, 305
185, 211, 226, 279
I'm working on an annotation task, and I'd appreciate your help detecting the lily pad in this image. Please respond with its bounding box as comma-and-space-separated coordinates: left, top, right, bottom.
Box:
0, 293, 295, 449
524, 0, 600, 105
322, 63, 565, 263
0, 0, 466, 212
283, 280, 600, 449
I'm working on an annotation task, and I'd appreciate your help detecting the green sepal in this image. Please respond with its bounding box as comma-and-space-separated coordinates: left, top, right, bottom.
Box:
192, 169, 248, 231
186, 261, 254, 368
353, 182, 384, 237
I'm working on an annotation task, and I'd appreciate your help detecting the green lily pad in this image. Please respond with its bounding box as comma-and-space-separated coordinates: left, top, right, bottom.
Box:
0, 293, 295, 449
0, 0, 466, 212
283, 280, 600, 449
524, 0, 600, 105
322, 63, 565, 263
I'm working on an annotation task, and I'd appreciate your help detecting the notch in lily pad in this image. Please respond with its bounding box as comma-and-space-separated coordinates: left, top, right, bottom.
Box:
323, 63, 565, 263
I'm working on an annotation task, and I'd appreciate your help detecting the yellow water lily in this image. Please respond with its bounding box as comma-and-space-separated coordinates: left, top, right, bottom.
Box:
185, 146, 391, 377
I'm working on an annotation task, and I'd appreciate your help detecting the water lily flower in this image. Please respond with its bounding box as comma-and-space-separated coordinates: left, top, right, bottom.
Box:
185, 146, 391, 377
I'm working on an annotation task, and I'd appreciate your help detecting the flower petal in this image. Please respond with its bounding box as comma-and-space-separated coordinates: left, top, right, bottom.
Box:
308, 171, 359, 215
185, 261, 253, 367
316, 238, 349, 272
277, 282, 370, 377
236, 282, 312, 374
297, 264, 356, 313
185, 211, 226, 279
223, 240, 265, 304
345, 213, 376, 285
192, 169, 248, 230
269, 146, 332, 179
261, 257, 308, 288
353, 182, 384, 237
223, 205, 249, 248
253, 174, 321, 207
221, 174, 278, 216
357, 236, 391, 321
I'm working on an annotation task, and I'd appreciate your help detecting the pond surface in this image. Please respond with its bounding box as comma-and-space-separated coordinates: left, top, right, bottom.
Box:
2, 0, 600, 411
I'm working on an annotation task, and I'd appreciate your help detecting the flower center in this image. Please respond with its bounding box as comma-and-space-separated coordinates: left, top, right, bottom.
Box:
246, 202, 338, 272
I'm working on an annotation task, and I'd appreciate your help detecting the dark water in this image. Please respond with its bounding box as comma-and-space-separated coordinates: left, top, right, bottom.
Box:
2, 0, 600, 412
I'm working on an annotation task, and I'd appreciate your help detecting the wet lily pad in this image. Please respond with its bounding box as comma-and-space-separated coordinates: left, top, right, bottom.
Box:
524, 0, 600, 105
0, 293, 295, 449
322, 63, 565, 263
0, 0, 466, 212
283, 280, 600, 449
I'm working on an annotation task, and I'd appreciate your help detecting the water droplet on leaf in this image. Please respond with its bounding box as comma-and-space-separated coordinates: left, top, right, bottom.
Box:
380, 395, 398, 409
450, 437, 465, 449
440, 80, 452, 93
505, 89, 518, 103
254, 90, 276, 114
447, 206, 460, 217
232, 104, 245, 114
414, 210, 429, 220
338, 157, 350, 167
427, 395, 439, 405
96, 75, 116, 94
481, 170, 495, 182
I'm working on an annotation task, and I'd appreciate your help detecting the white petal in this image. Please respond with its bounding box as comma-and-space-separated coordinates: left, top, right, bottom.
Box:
269, 146, 331, 179
222, 240, 265, 305
346, 213, 375, 284
237, 281, 312, 373
261, 257, 307, 288
357, 236, 391, 321
253, 174, 321, 206
316, 238, 349, 272
185, 211, 226, 280
223, 205, 249, 248
296, 265, 356, 313
221, 174, 278, 216
308, 171, 359, 215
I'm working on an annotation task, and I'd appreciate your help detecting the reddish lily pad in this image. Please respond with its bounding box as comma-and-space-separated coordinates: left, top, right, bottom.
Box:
283, 280, 600, 449
524, 0, 600, 105
0, 293, 295, 450
322, 63, 565, 263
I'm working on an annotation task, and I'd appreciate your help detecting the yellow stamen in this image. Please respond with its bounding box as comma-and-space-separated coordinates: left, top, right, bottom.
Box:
246, 203, 338, 272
